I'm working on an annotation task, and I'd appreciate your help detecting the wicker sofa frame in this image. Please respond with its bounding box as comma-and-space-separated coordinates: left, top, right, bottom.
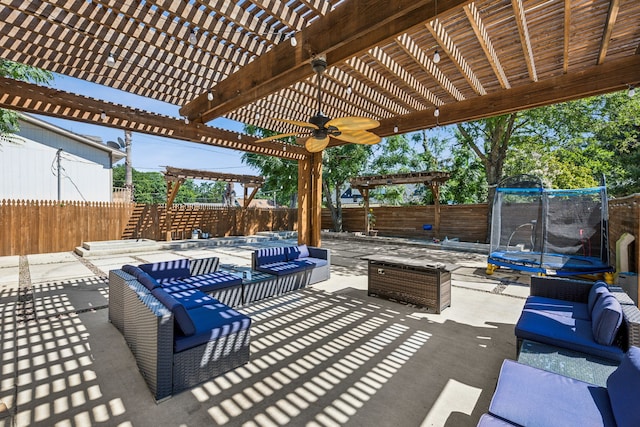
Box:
517, 276, 640, 356
109, 262, 250, 402
250, 245, 331, 286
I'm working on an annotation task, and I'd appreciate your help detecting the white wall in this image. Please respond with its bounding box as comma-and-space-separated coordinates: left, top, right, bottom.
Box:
0, 121, 114, 202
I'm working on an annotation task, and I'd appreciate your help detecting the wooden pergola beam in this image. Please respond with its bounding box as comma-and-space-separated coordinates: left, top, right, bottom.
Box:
373, 55, 640, 137
180, 0, 473, 123
0, 77, 308, 160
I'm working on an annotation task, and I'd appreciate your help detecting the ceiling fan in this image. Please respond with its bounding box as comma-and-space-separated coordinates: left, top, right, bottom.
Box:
256, 55, 381, 152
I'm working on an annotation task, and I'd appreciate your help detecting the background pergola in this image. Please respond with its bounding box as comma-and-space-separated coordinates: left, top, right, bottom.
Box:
350, 171, 450, 237
1, 0, 639, 246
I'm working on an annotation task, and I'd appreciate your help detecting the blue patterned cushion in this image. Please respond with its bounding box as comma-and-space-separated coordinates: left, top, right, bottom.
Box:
607, 346, 640, 427
139, 259, 191, 284
588, 281, 610, 313
255, 247, 287, 266
151, 288, 195, 336
137, 271, 161, 291
591, 293, 623, 346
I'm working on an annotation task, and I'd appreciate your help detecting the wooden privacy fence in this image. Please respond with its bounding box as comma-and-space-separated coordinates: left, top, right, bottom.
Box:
323, 204, 489, 243
0, 200, 298, 256
0, 200, 135, 256
2, 197, 639, 266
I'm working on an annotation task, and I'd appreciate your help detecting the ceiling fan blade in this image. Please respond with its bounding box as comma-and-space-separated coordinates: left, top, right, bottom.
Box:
326, 116, 380, 131
275, 118, 320, 130
255, 132, 300, 142
305, 136, 330, 152
333, 130, 381, 145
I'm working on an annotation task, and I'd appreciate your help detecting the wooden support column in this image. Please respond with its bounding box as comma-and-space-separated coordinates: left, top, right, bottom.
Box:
361, 188, 370, 234
297, 153, 323, 247
164, 178, 183, 241
429, 181, 442, 240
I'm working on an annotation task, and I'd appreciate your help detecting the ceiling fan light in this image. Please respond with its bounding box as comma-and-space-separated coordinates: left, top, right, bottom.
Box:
433, 50, 441, 64
184, 116, 189, 124
207, 90, 214, 101
346, 84, 353, 95
100, 111, 107, 120
290, 33, 297, 47
189, 30, 198, 45
434, 107, 440, 117
106, 53, 116, 67
393, 125, 399, 133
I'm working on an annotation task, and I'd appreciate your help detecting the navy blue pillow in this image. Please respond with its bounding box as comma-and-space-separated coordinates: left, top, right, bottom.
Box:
137, 271, 161, 291
591, 293, 623, 346
151, 288, 196, 336
607, 346, 640, 426
139, 259, 190, 283
588, 281, 610, 313
122, 264, 143, 277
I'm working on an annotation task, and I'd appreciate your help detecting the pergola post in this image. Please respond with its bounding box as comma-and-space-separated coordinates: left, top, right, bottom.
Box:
429, 181, 442, 240
164, 178, 183, 241
362, 188, 370, 234
297, 153, 322, 247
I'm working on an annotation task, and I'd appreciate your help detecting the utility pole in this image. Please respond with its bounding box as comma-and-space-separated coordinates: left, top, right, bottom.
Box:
124, 130, 133, 201
56, 148, 62, 201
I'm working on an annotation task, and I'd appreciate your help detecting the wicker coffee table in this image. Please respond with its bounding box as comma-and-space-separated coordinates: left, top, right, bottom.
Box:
366, 255, 451, 313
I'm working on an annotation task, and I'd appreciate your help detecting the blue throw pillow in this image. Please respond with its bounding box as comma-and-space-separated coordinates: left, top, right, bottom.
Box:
591, 293, 623, 346
139, 259, 190, 283
122, 264, 142, 277
151, 288, 196, 336
297, 244, 310, 258
286, 246, 301, 261
137, 271, 161, 291
588, 281, 610, 313
607, 346, 640, 427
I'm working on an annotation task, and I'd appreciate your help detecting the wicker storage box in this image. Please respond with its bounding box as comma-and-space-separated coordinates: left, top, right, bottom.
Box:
367, 257, 451, 313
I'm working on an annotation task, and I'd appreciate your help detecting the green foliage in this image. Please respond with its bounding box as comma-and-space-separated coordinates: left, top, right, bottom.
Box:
0, 60, 53, 136
113, 165, 228, 204
242, 125, 298, 206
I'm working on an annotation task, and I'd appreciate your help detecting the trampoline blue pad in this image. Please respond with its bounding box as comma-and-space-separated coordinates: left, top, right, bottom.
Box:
489, 251, 612, 274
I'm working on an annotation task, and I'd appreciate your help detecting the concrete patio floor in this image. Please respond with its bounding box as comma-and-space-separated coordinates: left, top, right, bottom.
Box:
0, 235, 529, 427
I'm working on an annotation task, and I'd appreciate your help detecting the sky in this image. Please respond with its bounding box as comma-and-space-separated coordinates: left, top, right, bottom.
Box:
35, 73, 258, 178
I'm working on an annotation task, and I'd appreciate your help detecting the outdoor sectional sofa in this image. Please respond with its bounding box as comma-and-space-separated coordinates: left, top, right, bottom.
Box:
109, 257, 250, 401
515, 276, 640, 362
251, 244, 330, 289
478, 346, 640, 426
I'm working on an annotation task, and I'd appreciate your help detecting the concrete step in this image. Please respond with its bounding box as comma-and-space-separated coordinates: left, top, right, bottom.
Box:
75, 239, 160, 257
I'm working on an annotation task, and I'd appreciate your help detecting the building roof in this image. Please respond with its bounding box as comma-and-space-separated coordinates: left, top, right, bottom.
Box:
19, 114, 126, 163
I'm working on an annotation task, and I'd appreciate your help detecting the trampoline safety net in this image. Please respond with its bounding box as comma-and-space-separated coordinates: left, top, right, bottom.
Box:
488, 174, 611, 276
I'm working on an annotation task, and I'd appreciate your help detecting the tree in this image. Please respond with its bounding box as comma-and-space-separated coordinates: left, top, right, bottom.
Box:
323, 144, 371, 231
0, 60, 53, 141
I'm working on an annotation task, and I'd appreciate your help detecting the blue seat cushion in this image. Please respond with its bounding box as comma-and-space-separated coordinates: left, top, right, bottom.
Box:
591, 293, 623, 346
161, 281, 200, 293
256, 261, 308, 276
515, 309, 624, 361
297, 257, 327, 268
174, 303, 251, 353
524, 296, 590, 320
178, 272, 242, 293
476, 414, 518, 426
168, 289, 218, 310
489, 360, 616, 427
255, 247, 288, 266
139, 259, 191, 284
150, 288, 195, 336
607, 346, 640, 427
589, 281, 610, 312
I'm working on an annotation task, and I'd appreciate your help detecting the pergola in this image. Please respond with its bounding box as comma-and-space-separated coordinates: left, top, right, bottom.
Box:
1, 0, 639, 247
163, 166, 264, 240
350, 171, 450, 237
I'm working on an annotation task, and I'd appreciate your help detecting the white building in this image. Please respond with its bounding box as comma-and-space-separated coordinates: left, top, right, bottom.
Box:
0, 113, 125, 202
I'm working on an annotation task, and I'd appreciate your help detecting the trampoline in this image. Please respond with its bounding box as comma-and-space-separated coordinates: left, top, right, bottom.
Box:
487, 175, 613, 278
